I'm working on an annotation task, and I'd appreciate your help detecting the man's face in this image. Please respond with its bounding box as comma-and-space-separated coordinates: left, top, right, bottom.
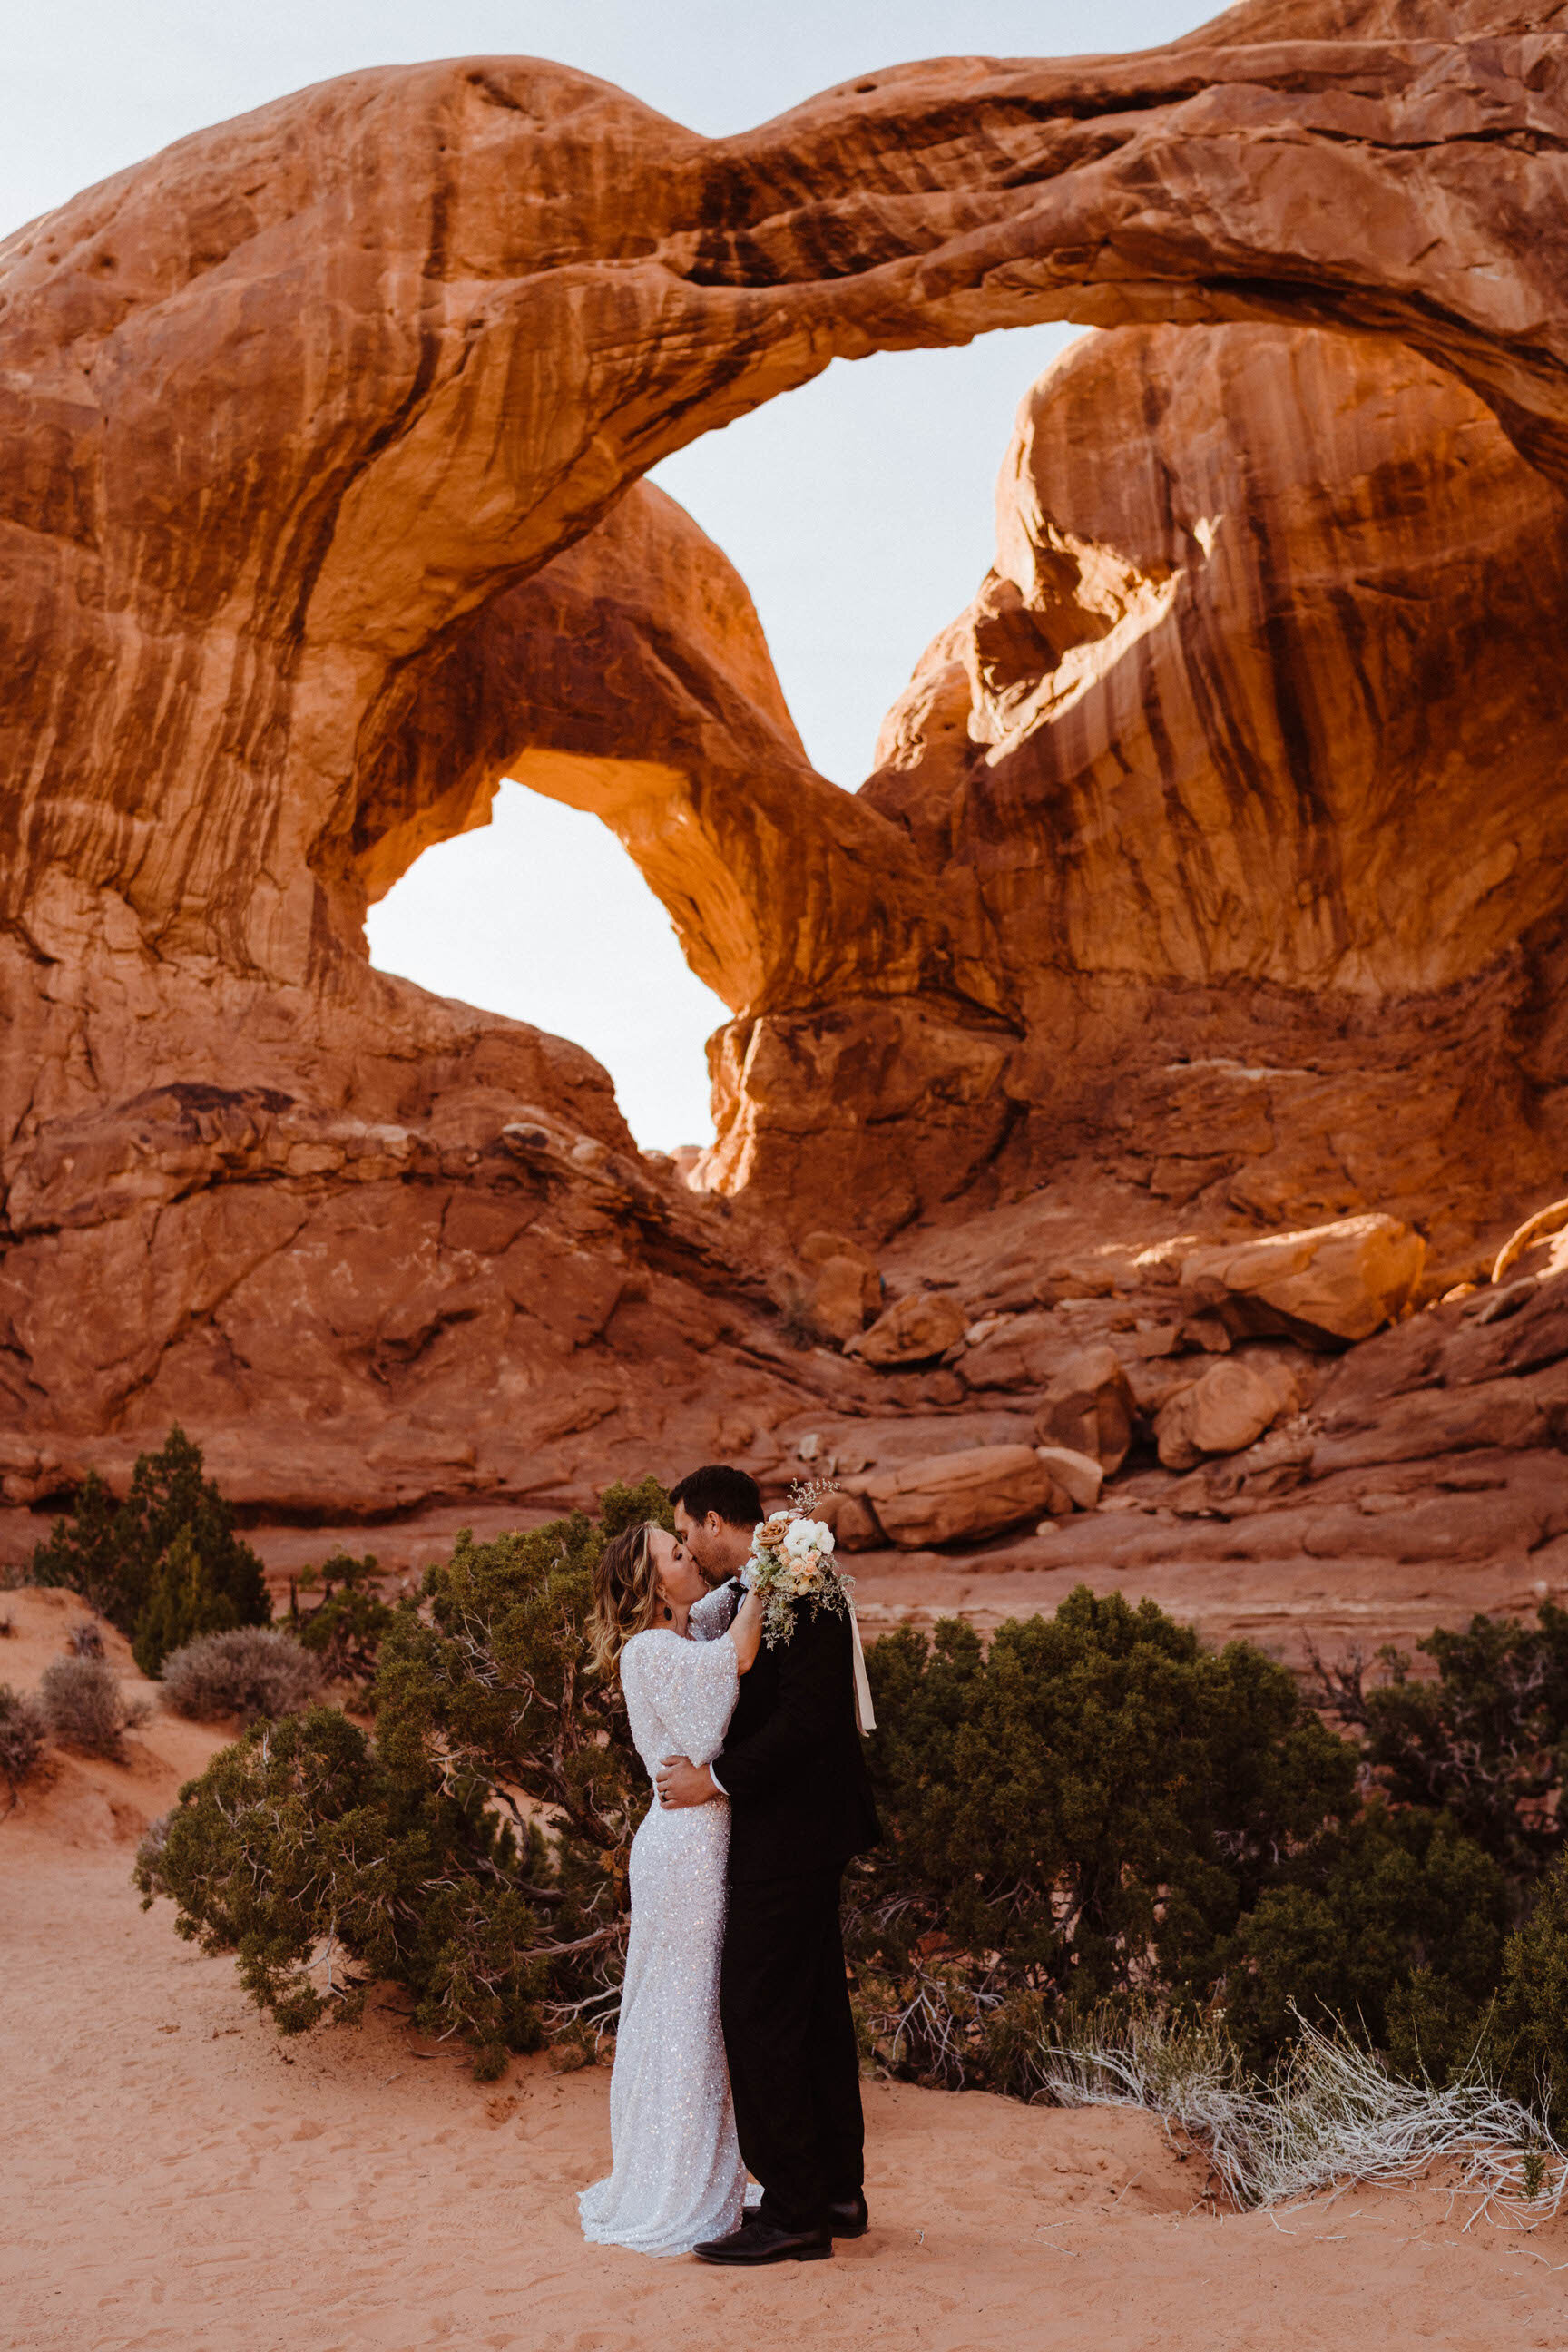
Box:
673, 1503, 737, 1587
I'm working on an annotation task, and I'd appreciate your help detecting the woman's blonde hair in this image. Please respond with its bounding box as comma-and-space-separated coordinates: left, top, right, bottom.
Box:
589, 1520, 666, 1677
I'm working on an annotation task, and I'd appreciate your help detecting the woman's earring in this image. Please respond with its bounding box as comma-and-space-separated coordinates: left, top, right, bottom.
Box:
662, 1602, 674, 1622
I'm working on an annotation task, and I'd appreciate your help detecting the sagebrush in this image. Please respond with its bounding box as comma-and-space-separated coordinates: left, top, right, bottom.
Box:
39, 1655, 144, 1759
0, 1683, 46, 1799
160, 1626, 325, 1723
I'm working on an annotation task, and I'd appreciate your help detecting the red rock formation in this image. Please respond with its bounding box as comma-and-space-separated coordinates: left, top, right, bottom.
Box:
829, 322, 1568, 1249
5, 6, 1568, 1523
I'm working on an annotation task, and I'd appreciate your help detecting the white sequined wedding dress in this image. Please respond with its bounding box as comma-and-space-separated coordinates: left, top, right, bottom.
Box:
578, 1609, 749, 2257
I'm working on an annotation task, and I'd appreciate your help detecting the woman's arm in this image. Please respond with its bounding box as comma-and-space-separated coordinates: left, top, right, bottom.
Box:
725, 1586, 766, 1676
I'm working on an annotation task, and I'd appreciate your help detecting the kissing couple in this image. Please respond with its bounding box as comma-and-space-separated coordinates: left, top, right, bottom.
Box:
578, 1463, 880, 2264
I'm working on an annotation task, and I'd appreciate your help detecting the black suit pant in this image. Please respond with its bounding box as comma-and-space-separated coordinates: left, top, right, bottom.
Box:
720, 1867, 864, 2232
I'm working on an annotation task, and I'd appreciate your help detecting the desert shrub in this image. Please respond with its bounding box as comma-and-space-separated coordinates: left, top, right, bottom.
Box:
137, 1478, 671, 2073
30, 1426, 270, 1677
855, 1588, 1359, 2043
852, 1588, 1534, 2091
38, 1654, 144, 1759
135, 1703, 551, 2069
142, 1539, 1564, 2111
1464, 1850, 1568, 2131
289, 1553, 395, 1684
1222, 1801, 1508, 2061
0, 1683, 46, 1800
1316, 1605, 1568, 1880
160, 1626, 325, 1723
67, 1620, 104, 1658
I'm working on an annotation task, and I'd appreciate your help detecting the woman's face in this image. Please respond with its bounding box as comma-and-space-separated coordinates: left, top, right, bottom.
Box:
648, 1524, 705, 1612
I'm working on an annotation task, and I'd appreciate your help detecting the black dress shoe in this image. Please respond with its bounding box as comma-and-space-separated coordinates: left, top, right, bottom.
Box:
693, 2220, 833, 2265
827, 2194, 869, 2239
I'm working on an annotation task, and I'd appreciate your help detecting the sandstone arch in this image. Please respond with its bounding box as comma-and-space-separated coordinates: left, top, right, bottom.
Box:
4, 11, 1567, 1033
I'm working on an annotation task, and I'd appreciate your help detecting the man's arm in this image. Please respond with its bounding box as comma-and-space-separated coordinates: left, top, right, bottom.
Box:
701, 1605, 847, 1808
658, 1753, 723, 1808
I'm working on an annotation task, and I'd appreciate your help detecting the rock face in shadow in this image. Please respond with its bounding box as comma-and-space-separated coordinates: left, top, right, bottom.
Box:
5, 7, 1568, 1514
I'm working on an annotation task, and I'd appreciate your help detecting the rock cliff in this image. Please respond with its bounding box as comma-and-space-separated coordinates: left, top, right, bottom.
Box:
818, 322, 1568, 1250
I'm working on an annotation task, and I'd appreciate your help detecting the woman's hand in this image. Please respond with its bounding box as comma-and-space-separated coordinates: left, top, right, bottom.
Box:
728, 1584, 765, 1676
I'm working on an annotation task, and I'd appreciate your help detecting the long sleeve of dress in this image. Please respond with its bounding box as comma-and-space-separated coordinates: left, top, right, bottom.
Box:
689, 1581, 741, 1642
620, 1631, 739, 1767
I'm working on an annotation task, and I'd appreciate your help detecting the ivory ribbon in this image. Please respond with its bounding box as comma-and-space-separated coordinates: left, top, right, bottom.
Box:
848, 1597, 877, 1735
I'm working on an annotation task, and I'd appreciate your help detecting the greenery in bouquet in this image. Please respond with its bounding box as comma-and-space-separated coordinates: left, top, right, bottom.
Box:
744, 1479, 857, 1649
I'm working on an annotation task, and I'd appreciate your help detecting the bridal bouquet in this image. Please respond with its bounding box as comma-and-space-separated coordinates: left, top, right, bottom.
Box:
742, 1481, 855, 1650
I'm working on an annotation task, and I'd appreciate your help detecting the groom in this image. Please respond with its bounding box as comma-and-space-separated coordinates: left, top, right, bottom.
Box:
657, 1463, 880, 2265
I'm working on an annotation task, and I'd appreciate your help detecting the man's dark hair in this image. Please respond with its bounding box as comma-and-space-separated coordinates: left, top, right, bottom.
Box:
668, 1463, 763, 1530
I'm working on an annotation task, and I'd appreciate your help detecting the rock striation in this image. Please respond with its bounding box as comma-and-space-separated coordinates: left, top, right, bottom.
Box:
828, 322, 1568, 1245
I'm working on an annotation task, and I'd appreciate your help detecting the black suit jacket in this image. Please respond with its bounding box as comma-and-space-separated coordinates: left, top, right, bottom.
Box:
711, 1583, 880, 1884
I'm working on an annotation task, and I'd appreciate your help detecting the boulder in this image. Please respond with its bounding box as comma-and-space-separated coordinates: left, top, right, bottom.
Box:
1155, 1357, 1301, 1472
956, 1310, 1071, 1392
799, 1232, 882, 1345
1033, 1445, 1104, 1511
858, 1445, 1059, 1548
1033, 1346, 1135, 1475
848, 1290, 967, 1367
1180, 1216, 1426, 1347
814, 1489, 886, 1552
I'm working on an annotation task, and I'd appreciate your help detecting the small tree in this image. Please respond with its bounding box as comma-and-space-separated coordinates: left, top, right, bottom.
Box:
28, 1469, 123, 1619
1314, 1606, 1568, 1881
853, 1588, 1524, 2087
1224, 1802, 1508, 2062
136, 1703, 551, 2069
31, 1426, 270, 1676
289, 1553, 395, 1685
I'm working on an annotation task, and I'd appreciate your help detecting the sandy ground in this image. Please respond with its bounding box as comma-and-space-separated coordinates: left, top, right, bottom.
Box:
5, 1590, 1568, 2350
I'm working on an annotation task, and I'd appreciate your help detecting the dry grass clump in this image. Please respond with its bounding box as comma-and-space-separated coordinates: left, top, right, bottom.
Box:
38, 1654, 146, 1759
0, 1683, 47, 1801
159, 1626, 324, 1723
1042, 2001, 1567, 2223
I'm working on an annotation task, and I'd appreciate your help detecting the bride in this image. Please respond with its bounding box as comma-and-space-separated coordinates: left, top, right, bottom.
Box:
578, 1517, 764, 2256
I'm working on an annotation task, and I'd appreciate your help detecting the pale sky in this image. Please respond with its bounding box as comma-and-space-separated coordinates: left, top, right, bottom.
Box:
5, 0, 1209, 1149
